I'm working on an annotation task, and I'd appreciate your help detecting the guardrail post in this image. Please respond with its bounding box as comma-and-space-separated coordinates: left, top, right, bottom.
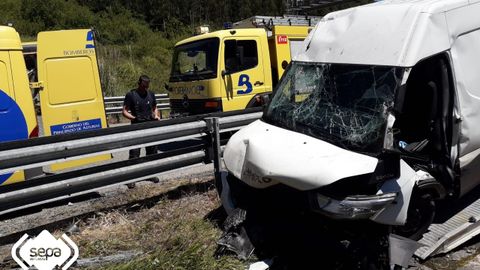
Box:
205, 117, 222, 185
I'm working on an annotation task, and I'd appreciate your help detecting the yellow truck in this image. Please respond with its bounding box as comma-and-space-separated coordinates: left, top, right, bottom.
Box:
0, 26, 109, 185
168, 16, 321, 116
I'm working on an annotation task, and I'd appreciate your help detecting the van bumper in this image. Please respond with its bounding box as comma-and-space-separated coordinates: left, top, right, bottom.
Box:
221, 171, 398, 221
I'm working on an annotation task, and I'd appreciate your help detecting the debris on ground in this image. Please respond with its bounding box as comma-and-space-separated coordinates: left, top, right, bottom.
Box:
216, 208, 254, 260
75, 250, 143, 268
248, 258, 274, 270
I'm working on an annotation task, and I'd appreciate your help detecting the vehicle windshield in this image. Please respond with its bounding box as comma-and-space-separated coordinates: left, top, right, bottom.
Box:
170, 38, 219, 82
264, 62, 403, 154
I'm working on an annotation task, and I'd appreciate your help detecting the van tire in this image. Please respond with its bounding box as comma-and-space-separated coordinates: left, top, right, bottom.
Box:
394, 191, 435, 241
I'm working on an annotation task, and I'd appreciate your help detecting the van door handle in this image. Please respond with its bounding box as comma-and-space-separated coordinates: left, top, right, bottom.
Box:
254, 81, 264, 86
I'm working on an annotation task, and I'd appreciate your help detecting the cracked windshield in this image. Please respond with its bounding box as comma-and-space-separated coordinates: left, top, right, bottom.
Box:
170, 37, 219, 82
264, 62, 403, 153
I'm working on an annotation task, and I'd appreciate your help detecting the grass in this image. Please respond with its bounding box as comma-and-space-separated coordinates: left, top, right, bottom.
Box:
96, 219, 242, 270
66, 182, 245, 270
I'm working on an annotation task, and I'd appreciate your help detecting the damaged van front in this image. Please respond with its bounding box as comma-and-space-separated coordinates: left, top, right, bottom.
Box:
222, 62, 416, 226
219, 0, 474, 244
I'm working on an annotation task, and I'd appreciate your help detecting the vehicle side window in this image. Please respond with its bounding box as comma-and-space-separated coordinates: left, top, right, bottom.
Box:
224, 40, 258, 73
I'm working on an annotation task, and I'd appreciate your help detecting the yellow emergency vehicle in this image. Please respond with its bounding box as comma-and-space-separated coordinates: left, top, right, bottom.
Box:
168, 16, 321, 115
0, 26, 109, 185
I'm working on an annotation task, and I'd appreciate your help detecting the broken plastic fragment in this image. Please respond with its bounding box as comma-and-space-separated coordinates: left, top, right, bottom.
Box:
389, 234, 423, 269
216, 208, 255, 260
248, 258, 274, 270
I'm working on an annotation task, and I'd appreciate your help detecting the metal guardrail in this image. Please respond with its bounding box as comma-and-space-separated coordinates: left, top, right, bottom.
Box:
0, 108, 263, 216
104, 94, 170, 115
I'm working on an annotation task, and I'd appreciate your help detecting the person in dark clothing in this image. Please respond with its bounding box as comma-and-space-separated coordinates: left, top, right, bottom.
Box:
123, 75, 160, 159
122, 75, 160, 187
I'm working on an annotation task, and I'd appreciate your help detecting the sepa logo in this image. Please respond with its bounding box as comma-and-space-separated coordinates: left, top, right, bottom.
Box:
12, 230, 79, 270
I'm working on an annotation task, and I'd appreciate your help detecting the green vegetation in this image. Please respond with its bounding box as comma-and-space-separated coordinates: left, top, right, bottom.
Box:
0, 0, 284, 96
95, 219, 243, 270
0, 0, 370, 96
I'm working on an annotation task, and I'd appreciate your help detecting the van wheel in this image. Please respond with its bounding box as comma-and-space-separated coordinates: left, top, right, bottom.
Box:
394, 191, 435, 240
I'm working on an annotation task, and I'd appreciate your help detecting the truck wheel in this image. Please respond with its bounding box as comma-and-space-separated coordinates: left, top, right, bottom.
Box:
394, 191, 435, 241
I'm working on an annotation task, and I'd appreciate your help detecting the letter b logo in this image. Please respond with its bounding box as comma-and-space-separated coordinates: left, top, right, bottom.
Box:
237, 74, 253, 95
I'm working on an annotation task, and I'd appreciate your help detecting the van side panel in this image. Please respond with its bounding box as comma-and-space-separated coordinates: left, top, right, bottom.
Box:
446, 3, 480, 195
37, 29, 110, 171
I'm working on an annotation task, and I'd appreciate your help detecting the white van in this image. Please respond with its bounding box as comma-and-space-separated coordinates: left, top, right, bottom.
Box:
221, 0, 480, 240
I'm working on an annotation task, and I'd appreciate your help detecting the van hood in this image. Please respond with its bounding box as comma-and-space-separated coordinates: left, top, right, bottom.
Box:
224, 120, 379, 191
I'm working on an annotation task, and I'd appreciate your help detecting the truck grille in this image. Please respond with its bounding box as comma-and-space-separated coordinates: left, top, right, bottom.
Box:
170, 99, 222, 115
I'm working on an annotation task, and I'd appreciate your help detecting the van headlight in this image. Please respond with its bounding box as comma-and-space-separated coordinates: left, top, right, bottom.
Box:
310, 192, 397, 219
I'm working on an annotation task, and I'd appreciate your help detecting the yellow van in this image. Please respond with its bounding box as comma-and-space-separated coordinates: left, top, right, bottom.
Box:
0, 26, 109, 185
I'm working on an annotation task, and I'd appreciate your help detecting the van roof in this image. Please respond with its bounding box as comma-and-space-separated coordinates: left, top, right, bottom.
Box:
296, 0, 470, 67
0, 26, 22, 50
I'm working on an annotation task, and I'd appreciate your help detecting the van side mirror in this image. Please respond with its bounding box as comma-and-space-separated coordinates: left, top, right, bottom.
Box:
221, 70, 230, 77
263, 93, 271, 106
164, 83, 170, 91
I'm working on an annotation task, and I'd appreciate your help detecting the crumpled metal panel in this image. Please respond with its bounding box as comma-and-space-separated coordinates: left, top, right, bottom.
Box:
371, 160, 417, 225
415, 194, 480, 259
223, 120, 378, 191
296, 1, 452, 67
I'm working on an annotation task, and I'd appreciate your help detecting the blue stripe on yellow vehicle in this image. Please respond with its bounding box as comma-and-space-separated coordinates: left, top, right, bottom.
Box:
0, 89, 29, 184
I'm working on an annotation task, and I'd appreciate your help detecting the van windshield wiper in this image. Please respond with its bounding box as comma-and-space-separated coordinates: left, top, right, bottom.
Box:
194, 70, 215, 80
194, 73, 205, 80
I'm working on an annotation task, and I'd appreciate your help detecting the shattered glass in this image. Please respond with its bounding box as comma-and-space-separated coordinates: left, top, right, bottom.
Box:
264, 62, 403, 154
